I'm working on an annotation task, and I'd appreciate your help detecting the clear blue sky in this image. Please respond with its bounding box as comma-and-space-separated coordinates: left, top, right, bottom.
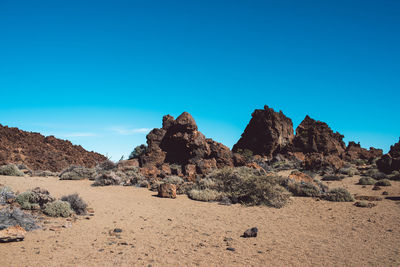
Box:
1, 0, 399, 160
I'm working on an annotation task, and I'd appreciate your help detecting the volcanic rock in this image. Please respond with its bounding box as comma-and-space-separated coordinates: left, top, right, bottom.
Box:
139, 112, 233, 179
0, 124, 107, 172
293, 116, 346, 156
158, 184, 177, 199
242, 227, 258, 238
377, 138, 400, 174
233, 105, 294, 158
344, 142, 383, 163
0, 225, 26, 242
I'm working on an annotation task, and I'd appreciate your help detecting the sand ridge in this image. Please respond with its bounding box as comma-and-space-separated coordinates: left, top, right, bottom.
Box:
0, 175, 399, 266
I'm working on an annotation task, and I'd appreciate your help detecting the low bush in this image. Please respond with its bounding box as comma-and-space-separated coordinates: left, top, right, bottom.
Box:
358, 177, 376, 185
388, 171, 400, 181
60, 166, 96, 180
33, 170, 59, 177
96, 160, 117, 171
187, 189, 224, 202
322, 175, 345, 181
199, 167, 291, 208
374, 179, 391, 186
43, 201, 72, 217
162, 176, 184, 185
61, 194, 87, 215
366, 169, 387, 180
286, 182, 321, 197
0, 164, 24, 176
324, 188, 354, 202
0, 207, 40, 231
339, 166, 358, 177
93, 172, 122, 186
16, 191, 39, 210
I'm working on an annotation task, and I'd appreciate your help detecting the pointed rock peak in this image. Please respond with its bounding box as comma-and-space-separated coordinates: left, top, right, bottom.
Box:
175, 112, 198, 131
389, 137, 400, 158
162, 115, 175, 129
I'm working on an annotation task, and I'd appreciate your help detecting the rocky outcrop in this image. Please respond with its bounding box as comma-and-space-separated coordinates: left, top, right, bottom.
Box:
139, 112, 233, 179
158, 183, 177, 199
293, 116, 345, 156
0, 225, 26, 242
232, 105, 294, 158
377, 138, 400, 174
0, 124, 107, 172
344, 142, 383, 163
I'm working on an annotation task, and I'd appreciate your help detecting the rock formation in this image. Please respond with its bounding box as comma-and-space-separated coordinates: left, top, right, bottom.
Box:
377, 138, 400, 174
0, 124, 107, 172
293, 115, 345, 156
232, 105, 294, 158
344, 142, 383, 163
139, 112, 233, 180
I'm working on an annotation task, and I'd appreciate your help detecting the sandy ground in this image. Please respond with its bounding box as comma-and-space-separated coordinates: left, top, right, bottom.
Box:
1, 174, 400, 267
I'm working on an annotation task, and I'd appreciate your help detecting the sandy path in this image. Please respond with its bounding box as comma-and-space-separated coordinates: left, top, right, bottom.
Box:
1, 175, 399, 267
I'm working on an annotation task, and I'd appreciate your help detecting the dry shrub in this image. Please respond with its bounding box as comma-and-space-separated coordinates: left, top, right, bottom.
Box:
358, 177, 375, 185
93, 172, 123, 186
61, 194, 87, 215
285, 182, 321, 197
324, 188, 354, 202
339, 166, 358, 177
60, 166, 96, 180
322, 175, 345, 181
188, 189, 224, 202
0, 164, 24, 176
43, 201, 72, 217
374, 179, 391, 186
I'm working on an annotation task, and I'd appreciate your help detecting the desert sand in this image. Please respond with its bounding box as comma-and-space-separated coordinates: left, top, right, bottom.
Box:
1, 174, 399, 267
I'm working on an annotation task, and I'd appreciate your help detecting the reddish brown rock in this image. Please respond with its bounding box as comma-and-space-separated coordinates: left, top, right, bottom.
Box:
160, 163, 172, 177
184, 164, 197, 181
232, 153, 246, 167
233, 105, 294, 158
344, 142, 383, 163
158, 183, 177, 199
288, 170, 314, 184
0, 124, 107, 172
139, 112, 233, 179
0, 225, 26, 242
196, 158, 218, 174
139, 166, 160, 179
303, 153, 344, 172
293, 115, 345, 156
377, 138, 400, 173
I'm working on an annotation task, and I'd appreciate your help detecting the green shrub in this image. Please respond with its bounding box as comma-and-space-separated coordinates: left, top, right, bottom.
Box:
322, 175, 345, 181
366, 169, 387, 180
43, 201, 72, 217
188, 189, 224, 202
60, 166, 96, 180
374, 179, 391, 186
16, 191, 37, 210
203, 167, 291, 208
324, 188, 354, 202
129, 144, 147, 159
358, 177, 376, 185
388, 171, 400, 181
0, 164, 24, 176
61, 194, 87, 215
286, 182, 321, 197
339, 166, 358, 177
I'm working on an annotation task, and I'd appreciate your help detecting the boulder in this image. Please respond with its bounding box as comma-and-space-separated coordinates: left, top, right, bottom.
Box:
293, 115, 345, 156
184, 164, 197, 181
233, 105, 294, 158
377, 138, 400, 173
0, 225, 26, 242
242, 227, 258, 238
303, 153, 344, 172
158, 184, 177, 199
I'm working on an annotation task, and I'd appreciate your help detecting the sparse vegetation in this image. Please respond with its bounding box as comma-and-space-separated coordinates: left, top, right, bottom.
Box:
61, 193, 87, 215
16, 191, 40, 210
236, 148, 254, 162
374, 179, 391, 186
366, 169, 387, 180
96, 160, 117, 171
188, 167, 291, 208
0, 186, 15, 205
188, 189, 224, 202
129, 144, 147, 159
0, 164, 24, 176
322, 175, 344, 181
324, 188, 354, 202
60, 166, 96, 180
285, 182, 321, 197
93, 172, 122, 186
162, 176, 184, 185
388, 171, 400, 181
43, 201, 73, 217
33, 170, 59, 177
339, 166, 358, 177
358, 177, 376, 185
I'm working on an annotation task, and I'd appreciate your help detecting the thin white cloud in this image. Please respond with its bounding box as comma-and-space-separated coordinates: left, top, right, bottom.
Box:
110, 127, 151, 135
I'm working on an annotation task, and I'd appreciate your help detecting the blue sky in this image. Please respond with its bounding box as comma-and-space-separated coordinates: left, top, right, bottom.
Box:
0, 0, 399, 160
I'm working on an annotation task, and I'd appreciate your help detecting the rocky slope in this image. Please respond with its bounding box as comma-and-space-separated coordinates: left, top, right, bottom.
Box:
0, 124, 107, 172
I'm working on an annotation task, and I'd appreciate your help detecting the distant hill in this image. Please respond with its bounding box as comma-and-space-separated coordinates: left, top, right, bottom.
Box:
0, 124, 107, 172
